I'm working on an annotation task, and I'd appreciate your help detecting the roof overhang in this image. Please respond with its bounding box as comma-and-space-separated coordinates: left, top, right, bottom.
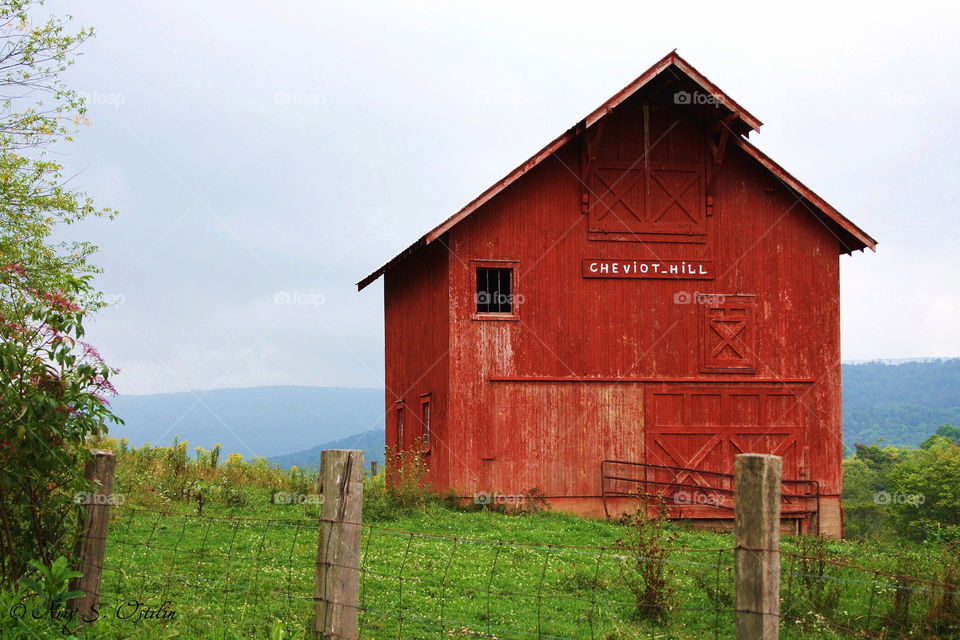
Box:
732, 136, 877, 254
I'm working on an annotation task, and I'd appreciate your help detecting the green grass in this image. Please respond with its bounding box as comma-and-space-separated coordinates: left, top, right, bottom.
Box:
51, 490, 955, 639
87, 502, 739, 639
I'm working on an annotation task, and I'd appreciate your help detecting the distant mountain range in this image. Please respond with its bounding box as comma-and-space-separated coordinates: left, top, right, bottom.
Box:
106, 359, 960, 464
843, 357, 950, 365
269, 428, 385, 470
107, 386, 383, 459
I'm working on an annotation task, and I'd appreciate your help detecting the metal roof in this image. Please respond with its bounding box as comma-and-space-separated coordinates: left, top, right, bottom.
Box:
358, 51, 876, 291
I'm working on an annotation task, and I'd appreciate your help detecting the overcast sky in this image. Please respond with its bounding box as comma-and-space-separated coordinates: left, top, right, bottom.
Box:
42, 1, 959, 396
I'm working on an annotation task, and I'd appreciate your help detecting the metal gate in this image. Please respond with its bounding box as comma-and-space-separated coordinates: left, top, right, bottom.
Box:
600, 459, 820, 534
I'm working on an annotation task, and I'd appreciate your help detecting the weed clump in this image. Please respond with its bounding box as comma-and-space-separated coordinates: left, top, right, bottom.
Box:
615, 494, 678, 621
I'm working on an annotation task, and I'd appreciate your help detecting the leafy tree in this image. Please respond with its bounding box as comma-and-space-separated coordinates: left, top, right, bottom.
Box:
849, 443, 910, 480
888, 440, 960, 541
841, 444, 914, 540
844, 432, 960, 542
922, 424, 960, 448
0, 0, 119, 587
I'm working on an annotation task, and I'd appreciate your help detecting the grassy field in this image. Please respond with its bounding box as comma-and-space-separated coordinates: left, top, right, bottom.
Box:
61, 491, 956, 639
4, 439, 956, 639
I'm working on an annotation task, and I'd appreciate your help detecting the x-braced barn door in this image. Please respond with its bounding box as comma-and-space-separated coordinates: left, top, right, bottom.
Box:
643, 385, 806, 517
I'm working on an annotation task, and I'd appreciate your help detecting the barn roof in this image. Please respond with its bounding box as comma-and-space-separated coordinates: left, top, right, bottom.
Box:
358, 51, 877, 291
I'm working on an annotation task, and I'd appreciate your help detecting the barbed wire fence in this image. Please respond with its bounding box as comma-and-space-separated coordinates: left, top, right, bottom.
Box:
61, 450, 960, 639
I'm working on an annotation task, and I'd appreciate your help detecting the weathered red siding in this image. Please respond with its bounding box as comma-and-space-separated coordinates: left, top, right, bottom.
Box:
384, 240, 449, 488
439, 97, 843, 532
367, 54, 872, 537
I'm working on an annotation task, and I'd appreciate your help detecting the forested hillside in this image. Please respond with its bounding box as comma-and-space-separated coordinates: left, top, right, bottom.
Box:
842, 359, 960, 449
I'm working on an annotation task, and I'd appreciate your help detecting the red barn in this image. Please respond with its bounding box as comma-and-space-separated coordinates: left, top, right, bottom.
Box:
358, 51, 875, 537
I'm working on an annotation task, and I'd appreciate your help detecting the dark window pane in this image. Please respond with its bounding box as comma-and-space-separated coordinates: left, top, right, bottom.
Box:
476, 270, 486, 312
476, 268, 513, 314
499, 269, 512, 313
423, 402, 430, 446
397, 407, 404, 449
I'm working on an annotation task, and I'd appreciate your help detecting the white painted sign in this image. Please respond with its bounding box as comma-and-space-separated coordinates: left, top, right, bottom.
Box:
582, 259, 714, 279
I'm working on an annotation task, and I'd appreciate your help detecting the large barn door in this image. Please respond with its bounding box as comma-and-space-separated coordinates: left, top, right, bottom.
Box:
643, 385, 805, 514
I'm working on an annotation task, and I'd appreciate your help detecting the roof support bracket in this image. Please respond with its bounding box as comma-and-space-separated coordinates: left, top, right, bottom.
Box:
580, 118, 606, 214
706, 114, 736, 198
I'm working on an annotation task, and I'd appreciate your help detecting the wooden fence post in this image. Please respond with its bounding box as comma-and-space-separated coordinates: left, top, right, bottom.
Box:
370, 460, 378, 477
735, 453, 782, 640
68, 449, 116, 624
313, 449, 364, 639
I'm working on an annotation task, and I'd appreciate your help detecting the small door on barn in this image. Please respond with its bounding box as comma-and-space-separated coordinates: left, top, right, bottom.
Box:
643, 384, 805, 516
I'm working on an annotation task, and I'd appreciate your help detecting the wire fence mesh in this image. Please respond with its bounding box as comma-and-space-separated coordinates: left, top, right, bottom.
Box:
88, 506, 960, 639
98, 508, 316, 635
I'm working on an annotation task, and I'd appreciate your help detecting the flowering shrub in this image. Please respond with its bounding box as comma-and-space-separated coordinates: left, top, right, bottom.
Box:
0, 265, 120, 587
